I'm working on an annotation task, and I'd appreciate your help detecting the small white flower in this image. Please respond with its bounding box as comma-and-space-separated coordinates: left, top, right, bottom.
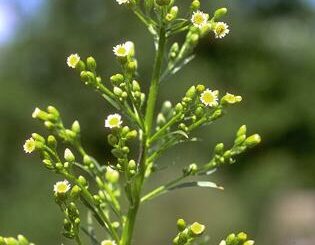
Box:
219, 241, 227, 245
101, 240, 117, 245
53, 180, 71, 195
67, 54, 80, 68
191, 10, 209, 29
113, 42, 132, 57
105, 114, 122, 129
32, 107, 41, 119
23, 138, 36, 154
115, 0, 130, 5
200, 89, 219, 107
214, 22, 230, 39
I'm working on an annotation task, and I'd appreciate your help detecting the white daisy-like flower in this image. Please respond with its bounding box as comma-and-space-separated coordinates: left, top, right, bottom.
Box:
53, 180, 71, 195
200, 89, 219, 107
191, 10, 209, 29
105, 114, 123, 129
214, 22, 230, 39
32, 107, 41, 119
23, 138, 36, 154
101, 240, 117, 245
67, 54, 80, 68
113, 42, 132, 57
115, 0, 130, 5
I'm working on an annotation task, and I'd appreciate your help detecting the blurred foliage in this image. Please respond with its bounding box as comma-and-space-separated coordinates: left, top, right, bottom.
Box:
0, 0, 314, 244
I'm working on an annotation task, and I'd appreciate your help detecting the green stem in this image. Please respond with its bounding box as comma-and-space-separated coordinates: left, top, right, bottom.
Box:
120, 21, 167, 245
144, 26, 166, 136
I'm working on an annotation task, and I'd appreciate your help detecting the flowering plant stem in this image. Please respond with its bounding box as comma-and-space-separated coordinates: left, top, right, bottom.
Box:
121, 20, 167, 245
13, 2, 262, 245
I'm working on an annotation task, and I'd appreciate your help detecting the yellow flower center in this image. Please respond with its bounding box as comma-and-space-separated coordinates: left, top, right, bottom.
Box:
56, 183, 68, 193
109, 117, 120, 126
190, 222, 205, 235
117, 47, 127, 56
216, 25, 226, 35
202, 92, 215, 104
193, 14, 205, 25
69, 56, 79, 66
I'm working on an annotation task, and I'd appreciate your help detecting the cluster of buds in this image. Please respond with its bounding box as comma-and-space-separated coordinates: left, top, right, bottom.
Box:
219, 232, 255, 245
62, 202, 81, 239
106, 117, 138, 174
173, 84, 242, 133
173, 219, 206, 245
204, 125, 261, 170
0, 235, 34, 245
30, 106, 81, 144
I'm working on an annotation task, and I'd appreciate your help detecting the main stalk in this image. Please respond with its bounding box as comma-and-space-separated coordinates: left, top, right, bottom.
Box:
120, 24, 166, 245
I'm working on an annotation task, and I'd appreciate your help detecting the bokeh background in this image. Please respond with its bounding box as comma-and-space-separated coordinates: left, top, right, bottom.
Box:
1, 0, 315, 244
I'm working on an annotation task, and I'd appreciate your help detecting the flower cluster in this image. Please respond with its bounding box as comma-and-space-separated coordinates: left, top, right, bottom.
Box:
0, 235, 34, 245
173, 219, 206, 245
13, 0, 263, 244
219, 232, 255, 245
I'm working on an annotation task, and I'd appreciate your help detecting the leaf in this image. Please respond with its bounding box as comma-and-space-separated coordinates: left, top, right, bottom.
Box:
172, 55, 196, 75
169, 181, 224, 191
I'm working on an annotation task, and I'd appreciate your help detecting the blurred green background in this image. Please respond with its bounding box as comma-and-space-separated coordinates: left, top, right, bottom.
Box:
1, 0, 315, 244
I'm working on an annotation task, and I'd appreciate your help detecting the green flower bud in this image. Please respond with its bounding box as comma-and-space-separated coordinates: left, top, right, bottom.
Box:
188, 34, 199, 46
157, 113, 166, 126
86, 56, 97, 72
110, 73, 124, 85
226, 233, 236, 244
44, 121, 54, 129
64, 148, 75, 162
122, 126, 130, 136
166, 6, 178, 21
190, 222, 205, 236
17, 235, 29, 245
111, 148, 124, 158
169, 43, 179, 59
234, 135, 246, 145
83, 155, 92, 165
108, 134, 118, 146
3, 237, 18, 245
194, 107, 204, 117
71, 120, 81, 134
161, 101, 172, 115
155, 0, 171, 6
70, 185, 81, 200
215, 143, 225, 154
113, 86, 123, 97
78, 175, 87, 186
221, 93, 242, 105
76, 60, 86, 72
122, 146, 130, 154
191, 0, 200, 11
126, 130, 138, 139
121, 91, 128, 99
244, 134, 261, 148
43, 159, 54, 170
31, 133, 45, 143
47, 135, 57, 149
55, 162, 64, 170
32, 107, 49, 120
132, 80, 141, 92
175, 103, 184, 113
177, 219, 186, 231
237, 232, 248, 242
128, 160, 137, 171
188, 163, 198, 174
126, 60, 137, 74
47, 106, 60, 117
237, 125, 247, 137
214, 8, 228, 21
105, 167, 120, 183
186, 86, 196, 98
65, 129, 76, 140
196, 84, 205, 93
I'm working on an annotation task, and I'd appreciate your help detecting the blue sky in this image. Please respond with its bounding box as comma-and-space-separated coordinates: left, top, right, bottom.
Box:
0, 0, 43, 44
